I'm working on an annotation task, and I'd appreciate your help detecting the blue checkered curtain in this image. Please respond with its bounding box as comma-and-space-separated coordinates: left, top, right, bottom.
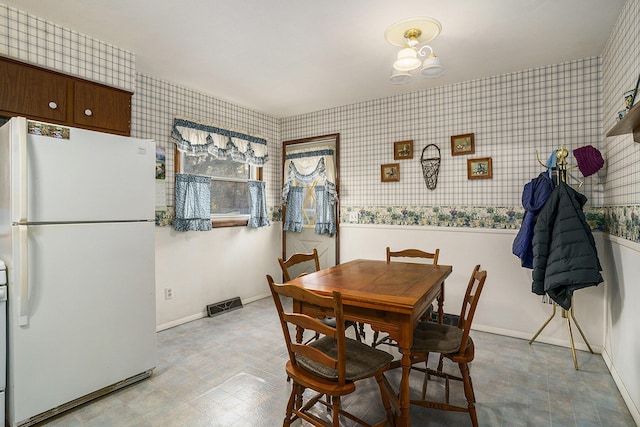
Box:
247, 180, 270, 228
314, 185, 336, 236
174, 174, 212, 232
283, 186, 304, 232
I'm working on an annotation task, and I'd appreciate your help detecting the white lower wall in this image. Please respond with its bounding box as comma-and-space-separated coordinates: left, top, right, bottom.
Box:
154, 223, 282, 331
342, 223, 640, 423
600, 235, 640, 425
340, 224, 606, 351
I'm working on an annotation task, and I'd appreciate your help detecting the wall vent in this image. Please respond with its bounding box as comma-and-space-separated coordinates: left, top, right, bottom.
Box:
427, 310, 460, 326
207, 297, 243, 317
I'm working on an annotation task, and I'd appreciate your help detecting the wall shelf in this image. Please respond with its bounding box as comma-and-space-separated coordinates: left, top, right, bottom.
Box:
606, 102, 640, 142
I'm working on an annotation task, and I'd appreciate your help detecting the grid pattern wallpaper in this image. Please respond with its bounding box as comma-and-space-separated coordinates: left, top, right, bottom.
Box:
132, 74, 281, 210
7, 1, 640, 241
0, 3, 135, 92
602, 0, 640, 206
281, 58, 603, 210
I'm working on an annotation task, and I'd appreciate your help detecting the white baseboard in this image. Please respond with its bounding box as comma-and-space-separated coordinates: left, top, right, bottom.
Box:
472, 323, 603, 354
156, 292, 271, 332
601, 349, 640, 426
242, 292, 271, 304
156, 312, 205, 332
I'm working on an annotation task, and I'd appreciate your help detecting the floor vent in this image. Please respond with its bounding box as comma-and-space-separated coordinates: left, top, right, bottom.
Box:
207, 297, 243, 317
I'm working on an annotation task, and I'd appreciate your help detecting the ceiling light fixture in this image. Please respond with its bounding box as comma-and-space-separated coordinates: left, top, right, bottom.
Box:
385, 17, 445, 85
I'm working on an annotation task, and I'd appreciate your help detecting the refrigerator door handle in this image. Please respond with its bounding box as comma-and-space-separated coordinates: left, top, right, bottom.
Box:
18, 225, 29, 326
17, 119, 28, 222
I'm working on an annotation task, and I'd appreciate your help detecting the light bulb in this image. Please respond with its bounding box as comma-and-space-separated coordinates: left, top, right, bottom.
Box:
393, 47, 421, 71
420, 53, 445, 78
389, 69, 412, 85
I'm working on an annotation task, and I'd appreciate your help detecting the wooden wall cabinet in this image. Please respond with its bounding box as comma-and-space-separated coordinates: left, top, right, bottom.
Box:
0, 57, 132, 136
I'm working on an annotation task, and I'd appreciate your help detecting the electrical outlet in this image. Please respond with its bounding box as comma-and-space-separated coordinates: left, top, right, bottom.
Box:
165, 288, 173, 300
349, 212, 358, 222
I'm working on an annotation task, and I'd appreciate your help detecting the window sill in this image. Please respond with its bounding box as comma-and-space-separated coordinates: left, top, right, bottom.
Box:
211, 219, 248, 228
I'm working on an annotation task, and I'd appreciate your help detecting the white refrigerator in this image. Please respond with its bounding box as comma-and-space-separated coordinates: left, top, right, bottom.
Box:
0, 117, 157, 427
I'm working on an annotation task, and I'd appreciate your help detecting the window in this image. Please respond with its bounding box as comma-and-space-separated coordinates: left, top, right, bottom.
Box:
178, 150, 260, 226
170, 117, 269, 228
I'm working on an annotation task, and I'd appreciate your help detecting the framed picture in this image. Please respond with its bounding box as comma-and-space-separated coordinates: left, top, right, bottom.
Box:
630, 73, 640, 108
381, 163, 400, 182
467, 157, 493, 180
394, 140, 414, 160
450, 133, 475, 156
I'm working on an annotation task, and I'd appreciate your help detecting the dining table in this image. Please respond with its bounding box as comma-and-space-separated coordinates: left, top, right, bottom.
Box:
286, 258, 453, 427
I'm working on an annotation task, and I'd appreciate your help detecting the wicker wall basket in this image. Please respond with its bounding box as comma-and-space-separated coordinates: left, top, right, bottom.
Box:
420, 144, 441, 190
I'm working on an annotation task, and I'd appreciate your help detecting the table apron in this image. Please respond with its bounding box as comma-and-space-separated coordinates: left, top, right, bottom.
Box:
296, 282, 441, 348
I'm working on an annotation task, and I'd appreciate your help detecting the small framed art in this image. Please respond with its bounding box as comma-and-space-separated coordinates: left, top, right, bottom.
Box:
394, 140, 414, 160
381, 163, 400, 182
467, 157, 493, 179
451, 133, 475, 156
628, 73, 640, 109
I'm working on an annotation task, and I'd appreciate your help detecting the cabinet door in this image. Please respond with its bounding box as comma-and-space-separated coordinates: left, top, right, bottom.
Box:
0, 59, 68, 122
73, 81, 131, 135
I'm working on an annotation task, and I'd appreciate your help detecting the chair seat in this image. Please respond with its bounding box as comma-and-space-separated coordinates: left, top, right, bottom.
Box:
285, 362, 356, 397
413, 322, 464, 353
299, 336, 394, 381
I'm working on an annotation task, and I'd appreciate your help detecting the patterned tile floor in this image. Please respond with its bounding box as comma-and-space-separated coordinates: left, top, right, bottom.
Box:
41, 297, 636, 426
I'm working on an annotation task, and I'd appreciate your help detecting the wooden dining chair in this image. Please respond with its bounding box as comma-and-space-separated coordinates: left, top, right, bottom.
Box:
267, 275, 395, 427
278, 249, 362, 343
371, 246, 441, 348
278, 249, 321, 282
408, 264, 487, 427
386, 247, 440, 265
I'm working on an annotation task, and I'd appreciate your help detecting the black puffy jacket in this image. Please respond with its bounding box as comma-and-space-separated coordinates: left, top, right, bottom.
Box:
531, 181, 603, 310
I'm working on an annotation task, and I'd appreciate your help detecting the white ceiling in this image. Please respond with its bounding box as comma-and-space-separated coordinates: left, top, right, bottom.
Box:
3, 0, 625, 118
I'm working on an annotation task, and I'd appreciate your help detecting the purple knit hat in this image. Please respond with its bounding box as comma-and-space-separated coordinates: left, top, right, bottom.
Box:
573, 145, 604, 177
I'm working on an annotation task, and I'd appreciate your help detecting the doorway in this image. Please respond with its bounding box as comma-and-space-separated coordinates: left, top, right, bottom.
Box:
282, 134, 340, 271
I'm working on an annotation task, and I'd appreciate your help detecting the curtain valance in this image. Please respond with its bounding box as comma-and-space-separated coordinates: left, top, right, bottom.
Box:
282, 148, 337, 205
171, 117, 269, 166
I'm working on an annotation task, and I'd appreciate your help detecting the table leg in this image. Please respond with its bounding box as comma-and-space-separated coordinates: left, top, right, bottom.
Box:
437, 282, 445, 324
397, 346, 412, 427
293, 301, 304, 344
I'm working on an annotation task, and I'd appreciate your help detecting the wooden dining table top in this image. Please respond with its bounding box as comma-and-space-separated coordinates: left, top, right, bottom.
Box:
287, 259, 453, 315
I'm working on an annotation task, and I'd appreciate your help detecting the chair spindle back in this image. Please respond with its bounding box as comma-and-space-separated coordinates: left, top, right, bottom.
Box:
386, 247, 440, 265
267, 275, 348, 386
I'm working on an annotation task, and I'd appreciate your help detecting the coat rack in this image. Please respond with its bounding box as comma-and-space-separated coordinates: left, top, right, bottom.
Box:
531, 147, 594, 370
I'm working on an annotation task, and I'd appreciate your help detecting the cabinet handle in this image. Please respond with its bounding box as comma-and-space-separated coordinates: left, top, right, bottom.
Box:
48, 101, 57, 110
84, 109, 93, 116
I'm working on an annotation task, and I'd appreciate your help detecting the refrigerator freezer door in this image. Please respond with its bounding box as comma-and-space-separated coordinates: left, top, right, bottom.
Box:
7, 117, 155, 223
6, 221, 156, 425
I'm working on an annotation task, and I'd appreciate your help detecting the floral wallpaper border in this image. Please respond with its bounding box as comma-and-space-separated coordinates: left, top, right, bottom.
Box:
604, 205, 640, 243
340, 205, 605, 232
155, 207, 175, 227
157, 204, 640, 245
341, 205, 523, 229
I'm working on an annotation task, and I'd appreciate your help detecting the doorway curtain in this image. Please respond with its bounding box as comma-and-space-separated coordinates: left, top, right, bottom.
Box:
282, 147, 337, 236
